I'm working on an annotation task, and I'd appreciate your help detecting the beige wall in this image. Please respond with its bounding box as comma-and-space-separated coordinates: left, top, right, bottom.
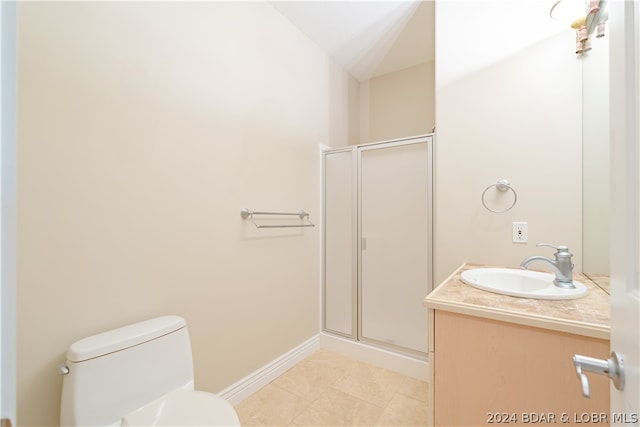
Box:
330, 66, 361, 147
359, 61, 435, 144
17, 2, 351, 425
434, 2, 583, 284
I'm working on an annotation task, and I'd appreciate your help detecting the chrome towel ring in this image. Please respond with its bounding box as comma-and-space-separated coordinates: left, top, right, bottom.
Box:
481, 179, 517, 213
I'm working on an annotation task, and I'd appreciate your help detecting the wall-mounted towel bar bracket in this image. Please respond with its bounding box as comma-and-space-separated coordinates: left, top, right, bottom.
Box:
240, 208, 315, 229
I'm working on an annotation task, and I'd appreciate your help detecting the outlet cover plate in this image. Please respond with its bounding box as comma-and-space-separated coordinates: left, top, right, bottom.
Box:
513, 222, 528, 243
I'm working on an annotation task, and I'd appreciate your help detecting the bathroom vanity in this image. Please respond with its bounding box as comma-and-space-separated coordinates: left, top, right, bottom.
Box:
423, 264, 611, 426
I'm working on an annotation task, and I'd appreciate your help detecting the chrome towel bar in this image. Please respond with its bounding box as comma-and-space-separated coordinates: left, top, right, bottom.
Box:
240, 208, 315, 229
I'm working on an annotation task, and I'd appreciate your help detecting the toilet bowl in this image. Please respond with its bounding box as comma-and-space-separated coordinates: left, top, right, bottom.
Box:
59, 316, 240, 426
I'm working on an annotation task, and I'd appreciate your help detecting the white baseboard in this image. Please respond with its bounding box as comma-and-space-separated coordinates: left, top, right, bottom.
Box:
219, 332, 429, 405
320, 332, 429, 381
218, 334, 320, 405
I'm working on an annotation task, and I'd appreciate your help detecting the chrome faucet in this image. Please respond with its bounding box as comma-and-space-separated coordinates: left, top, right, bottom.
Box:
520, 243, 575, 289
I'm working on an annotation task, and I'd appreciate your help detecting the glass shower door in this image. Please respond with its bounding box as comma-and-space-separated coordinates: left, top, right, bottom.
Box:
359, 138, 431, 355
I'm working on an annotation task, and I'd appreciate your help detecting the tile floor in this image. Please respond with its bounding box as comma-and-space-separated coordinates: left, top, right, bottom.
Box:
234, 349, 430, 426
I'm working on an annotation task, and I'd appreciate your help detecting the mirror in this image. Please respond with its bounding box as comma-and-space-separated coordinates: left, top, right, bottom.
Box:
582, 33, 610, 276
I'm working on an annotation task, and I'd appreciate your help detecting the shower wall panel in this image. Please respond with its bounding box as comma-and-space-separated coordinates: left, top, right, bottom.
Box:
323, 149, 357, 337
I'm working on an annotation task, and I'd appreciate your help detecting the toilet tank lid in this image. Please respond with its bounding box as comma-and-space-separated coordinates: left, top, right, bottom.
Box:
67, 315, 186, 362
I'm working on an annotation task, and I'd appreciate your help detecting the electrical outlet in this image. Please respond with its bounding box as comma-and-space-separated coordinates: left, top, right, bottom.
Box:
512, 222, 528, 243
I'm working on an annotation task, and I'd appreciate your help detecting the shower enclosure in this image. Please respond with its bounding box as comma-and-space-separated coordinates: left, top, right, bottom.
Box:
322, 135, 433, 358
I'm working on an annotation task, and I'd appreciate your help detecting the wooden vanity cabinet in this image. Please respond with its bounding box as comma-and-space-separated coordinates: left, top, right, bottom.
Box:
432, 310, 610, 426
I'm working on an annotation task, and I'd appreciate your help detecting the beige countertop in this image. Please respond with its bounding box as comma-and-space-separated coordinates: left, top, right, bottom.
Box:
423, 263, 610, 340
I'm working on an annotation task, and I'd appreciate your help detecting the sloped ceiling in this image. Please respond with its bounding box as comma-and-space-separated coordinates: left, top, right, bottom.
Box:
271, 1, 434, 82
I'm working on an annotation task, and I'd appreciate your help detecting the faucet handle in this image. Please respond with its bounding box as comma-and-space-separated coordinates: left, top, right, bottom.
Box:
537, 243, 570, 252
537, 243, 557, 250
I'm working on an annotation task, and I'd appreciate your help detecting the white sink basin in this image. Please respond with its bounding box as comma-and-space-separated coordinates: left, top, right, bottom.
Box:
460, 268, 589, 300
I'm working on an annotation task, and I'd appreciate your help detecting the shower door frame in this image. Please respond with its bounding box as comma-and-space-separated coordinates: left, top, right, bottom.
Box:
322, 134, 434, 359
322, 146, 358, 339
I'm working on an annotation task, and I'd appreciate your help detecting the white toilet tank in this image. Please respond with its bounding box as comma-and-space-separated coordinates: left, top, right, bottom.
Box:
60, 316, 197, 426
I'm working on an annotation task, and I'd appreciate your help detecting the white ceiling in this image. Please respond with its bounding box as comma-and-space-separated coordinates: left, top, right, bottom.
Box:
271, 1, 435, 82
272, 1, 576, 84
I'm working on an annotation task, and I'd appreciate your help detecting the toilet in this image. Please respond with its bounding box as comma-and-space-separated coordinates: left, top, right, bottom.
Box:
59, 315, 240, 426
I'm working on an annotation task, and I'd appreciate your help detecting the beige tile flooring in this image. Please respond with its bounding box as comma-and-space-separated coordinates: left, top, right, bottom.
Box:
234, 349, 430, 426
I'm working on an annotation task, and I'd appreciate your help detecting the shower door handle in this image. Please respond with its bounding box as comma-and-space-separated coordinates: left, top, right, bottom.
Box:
361, 237, 367, 250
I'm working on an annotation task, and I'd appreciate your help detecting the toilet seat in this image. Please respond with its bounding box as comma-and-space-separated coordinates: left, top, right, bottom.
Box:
121, 389, 240, 426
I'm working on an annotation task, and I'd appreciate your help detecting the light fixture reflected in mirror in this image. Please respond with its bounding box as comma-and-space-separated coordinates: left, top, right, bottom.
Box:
550, 0, 608, 56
